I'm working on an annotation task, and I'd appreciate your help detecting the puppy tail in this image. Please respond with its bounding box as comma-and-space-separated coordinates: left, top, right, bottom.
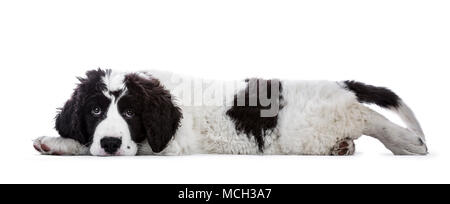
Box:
342, 80, 425, 140
391, 100, 425, 139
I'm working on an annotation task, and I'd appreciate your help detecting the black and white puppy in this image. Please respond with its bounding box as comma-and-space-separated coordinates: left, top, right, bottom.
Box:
34, 69, 428, 156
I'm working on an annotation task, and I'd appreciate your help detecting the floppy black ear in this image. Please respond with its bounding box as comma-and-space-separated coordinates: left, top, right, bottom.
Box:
142, 81, 182, 153
54, 69, 106, 145
142, 96, 182, 153
126, 74, 182, 153
55, 89, 88, 144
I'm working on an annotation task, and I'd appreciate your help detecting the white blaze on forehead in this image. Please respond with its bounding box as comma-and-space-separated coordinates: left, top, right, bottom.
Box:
102, 70, 127, 98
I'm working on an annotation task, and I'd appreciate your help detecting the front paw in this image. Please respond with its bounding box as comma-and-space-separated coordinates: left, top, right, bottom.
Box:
33, 137, 64, 155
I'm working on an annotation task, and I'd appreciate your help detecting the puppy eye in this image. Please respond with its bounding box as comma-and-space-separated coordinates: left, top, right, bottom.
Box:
91, 107, 102, 116
123, 109, 135, 119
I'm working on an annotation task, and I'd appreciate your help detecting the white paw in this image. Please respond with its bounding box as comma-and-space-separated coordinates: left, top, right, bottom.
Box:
33, 137, 61, 155
33, 136, 88, 156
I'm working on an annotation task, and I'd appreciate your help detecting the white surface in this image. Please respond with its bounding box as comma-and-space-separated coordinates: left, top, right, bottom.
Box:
0, 0, 449, 184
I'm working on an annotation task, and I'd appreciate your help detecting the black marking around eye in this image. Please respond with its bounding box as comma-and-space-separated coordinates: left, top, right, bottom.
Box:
55, 68, 108, 145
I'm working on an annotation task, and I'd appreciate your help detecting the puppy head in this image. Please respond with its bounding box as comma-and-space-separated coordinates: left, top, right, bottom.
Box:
55, 69, 182, 156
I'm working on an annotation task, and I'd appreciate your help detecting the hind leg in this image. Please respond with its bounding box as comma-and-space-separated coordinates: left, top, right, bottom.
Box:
330, 138, 356, 156
363, 110, 428, 155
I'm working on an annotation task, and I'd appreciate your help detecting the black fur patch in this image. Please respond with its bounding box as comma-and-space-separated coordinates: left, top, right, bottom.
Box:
55, 69, 108, 145
226, 78, 284, 152
343, 80, 401, 108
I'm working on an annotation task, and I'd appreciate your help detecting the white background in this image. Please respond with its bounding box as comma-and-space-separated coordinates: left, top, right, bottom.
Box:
0, 0, 449, 184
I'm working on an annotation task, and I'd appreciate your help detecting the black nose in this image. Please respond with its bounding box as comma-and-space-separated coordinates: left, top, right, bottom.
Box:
100, 137, 122, 154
